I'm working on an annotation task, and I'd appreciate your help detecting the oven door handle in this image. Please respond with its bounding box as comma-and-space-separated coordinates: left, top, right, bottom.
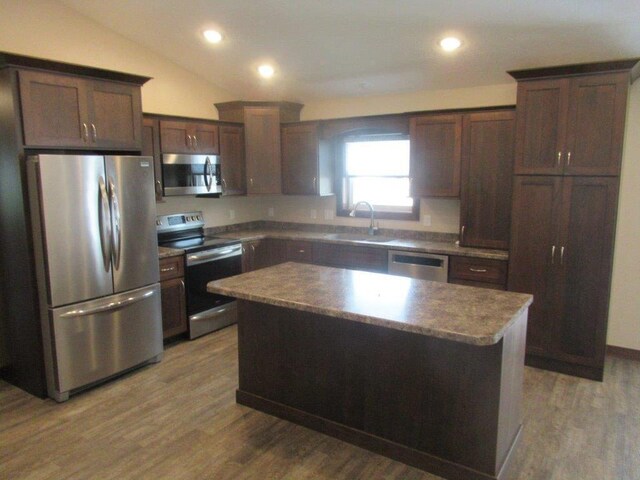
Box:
186, 245, 242, 266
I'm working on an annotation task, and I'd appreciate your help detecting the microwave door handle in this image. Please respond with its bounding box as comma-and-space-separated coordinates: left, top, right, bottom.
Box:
98, 177, 112, 272
204, 157, 211, 191
108, 178, 122, 270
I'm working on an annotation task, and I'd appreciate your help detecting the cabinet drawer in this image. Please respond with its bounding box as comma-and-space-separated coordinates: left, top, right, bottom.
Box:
159, 255, 184, 281
449, 256, 507, 285
286, 240, 314, 263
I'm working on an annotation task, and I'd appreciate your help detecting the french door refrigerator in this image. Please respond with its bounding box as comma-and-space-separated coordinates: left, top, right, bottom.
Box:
27, 154, 163, 402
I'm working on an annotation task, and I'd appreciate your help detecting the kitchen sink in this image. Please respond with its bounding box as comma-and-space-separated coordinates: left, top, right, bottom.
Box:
324, 233, 395, 243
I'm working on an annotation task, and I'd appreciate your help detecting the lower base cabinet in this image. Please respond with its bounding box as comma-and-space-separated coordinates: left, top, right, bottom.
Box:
508, 176, 619, 380
159, 255, 187, 340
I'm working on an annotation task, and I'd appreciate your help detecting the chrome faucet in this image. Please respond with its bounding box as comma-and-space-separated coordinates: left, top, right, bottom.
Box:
349, 201, 379, 235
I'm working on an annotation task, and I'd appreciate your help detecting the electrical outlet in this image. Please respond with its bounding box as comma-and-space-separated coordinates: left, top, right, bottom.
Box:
422, 214, 432, 227
310, 209, 317, 219
268, 207, 275, 217
324, 209, 333, 220
229, 209, 236, 220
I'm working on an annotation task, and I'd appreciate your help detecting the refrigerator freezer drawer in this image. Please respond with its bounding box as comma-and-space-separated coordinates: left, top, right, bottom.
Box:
49, 284, 163, 399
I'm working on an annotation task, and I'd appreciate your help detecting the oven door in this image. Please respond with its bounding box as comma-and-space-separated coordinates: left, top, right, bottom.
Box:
185, 244, 242, 338
162, 154, 222, 196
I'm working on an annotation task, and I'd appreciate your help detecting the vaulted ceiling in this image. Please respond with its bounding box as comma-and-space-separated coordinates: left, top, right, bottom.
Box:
59, 0, 640, 101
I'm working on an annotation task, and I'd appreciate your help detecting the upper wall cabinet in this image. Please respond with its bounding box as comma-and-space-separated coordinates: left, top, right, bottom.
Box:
510, 60, 639, 177
281, 122, 333, 196
459, 110, 515, 250
18, 69, 144, 150
409, 113, 462, 197
159, 120, 219, 154
218, 123, 246, 196
216, 101, 303, 195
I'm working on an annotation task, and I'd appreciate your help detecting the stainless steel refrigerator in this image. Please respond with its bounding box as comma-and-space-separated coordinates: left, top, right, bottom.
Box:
27, 154, 163, 402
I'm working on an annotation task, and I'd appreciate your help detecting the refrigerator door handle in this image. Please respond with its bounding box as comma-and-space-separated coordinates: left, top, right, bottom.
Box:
98, 176, 112, 272
58, 287, 157, 318
108, 177, 122, 270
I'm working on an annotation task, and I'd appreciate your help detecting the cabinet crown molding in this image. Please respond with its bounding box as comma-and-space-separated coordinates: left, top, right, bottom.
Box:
0, 51, 151, 85
508, 58, 640, 83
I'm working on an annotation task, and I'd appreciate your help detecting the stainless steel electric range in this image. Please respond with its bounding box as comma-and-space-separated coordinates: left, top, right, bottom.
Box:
157, 211, 242, 339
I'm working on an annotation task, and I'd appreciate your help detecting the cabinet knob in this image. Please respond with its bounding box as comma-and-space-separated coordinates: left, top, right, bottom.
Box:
298, 249, 305, 253
186, 134, 192, 149
249, 178, 254, 186
160, 266, 176, 273
461, 225, 465, 242
469, 267, 487, 273
91, 123, 97, 142
551, 245, 556, 265
155, 180, 163, 195
557, 151, 562, 166
560, 246, 565, 265
82, 123, 89, 143
312, 177, 317, 189
566, 152, 571, 166
193, 135, 198, 150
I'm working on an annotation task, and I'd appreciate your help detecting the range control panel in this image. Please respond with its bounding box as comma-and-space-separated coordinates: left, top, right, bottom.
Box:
156, 211, 205, 234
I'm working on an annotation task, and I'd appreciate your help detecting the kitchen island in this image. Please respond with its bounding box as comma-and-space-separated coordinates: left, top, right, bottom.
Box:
208, 262, 532, 480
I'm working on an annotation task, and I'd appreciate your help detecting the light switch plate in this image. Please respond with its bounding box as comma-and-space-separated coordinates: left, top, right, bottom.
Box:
324, 209, 333, 220
310, 209, 317, 219
422, 214, 432, 226
268, 207, 275, 217
229, 209, 236, 220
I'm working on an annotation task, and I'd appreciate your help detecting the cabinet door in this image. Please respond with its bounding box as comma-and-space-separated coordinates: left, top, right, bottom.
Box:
219, 124, 246, 195
564, 73, 628, 176
18, 70, 89, 148
160, 277, 187, 339
409, 114, 462, 197
508, 176, 563, 357
460, 111, 515, 249
244, 107, 282, 194
281, 123, 319, 195
159, 120, 191, 153
285, 240, 313, 263
87, 80, 142, 150
312, 243, 387, 273
191, 123, 219, 154
556, 177, 618, 366
143, 117, 163, 201
514, 79, 569, 175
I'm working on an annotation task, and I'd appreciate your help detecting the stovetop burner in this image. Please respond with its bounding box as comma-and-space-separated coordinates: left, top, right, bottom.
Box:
156, 210, 240, 253
159, 235, 240, 253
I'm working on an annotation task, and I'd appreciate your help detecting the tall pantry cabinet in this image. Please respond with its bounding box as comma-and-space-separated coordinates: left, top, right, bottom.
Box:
508, 59, 639, 380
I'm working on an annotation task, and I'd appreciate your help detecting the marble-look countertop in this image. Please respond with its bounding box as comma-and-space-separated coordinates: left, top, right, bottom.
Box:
158, 246, 185, 259
208, 262, 532, 346
215, 229, 508, 260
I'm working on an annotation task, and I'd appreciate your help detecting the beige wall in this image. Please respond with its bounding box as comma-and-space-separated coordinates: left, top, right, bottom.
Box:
1, 0, 637, 351
607, 80, 640, 351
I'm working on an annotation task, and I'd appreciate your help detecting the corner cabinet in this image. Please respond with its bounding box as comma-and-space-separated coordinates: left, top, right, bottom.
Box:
409, 113, 462, 197
215, 101, 303, 195
18, 69, 144, 150
281, 122, 333, 196
459, 110, 515, 249
513, 71, 631, 176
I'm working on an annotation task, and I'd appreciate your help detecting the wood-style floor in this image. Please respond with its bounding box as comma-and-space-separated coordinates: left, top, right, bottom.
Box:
1, 325, 638, 480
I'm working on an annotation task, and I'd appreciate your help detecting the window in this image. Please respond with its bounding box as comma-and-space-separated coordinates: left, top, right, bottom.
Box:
337, 133, 418, 220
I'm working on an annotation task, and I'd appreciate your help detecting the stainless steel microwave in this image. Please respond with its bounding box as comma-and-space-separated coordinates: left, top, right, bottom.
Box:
161, 154, 222, 196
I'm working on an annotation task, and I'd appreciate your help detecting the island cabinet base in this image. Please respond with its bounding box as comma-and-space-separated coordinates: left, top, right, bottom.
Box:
236, 300, 528, 480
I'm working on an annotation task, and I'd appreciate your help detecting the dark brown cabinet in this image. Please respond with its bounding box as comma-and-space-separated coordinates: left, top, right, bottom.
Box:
159, 120, 219, 154
508, 176, 619, 380
159, 255, 187, 340
216, 101, 303, 195
312, 242, 387, 273
219, 123, 246, 196
242, 239, 285, 272
409, 113, 462, 197
285, 240, 314, 263
281, 122, 333, 196
18, 69, 143, 150
513, 73, 629, 177
142, 116, 163, 201
449, 256, 508, 290
459, 110, 515, 249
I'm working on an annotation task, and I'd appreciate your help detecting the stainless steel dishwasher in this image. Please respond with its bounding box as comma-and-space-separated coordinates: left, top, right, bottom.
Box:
387, 250, 449, 282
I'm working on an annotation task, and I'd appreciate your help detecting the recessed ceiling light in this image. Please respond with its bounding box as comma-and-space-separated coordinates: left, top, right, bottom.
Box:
203, 29, 223, 44
439, 37, 462, 52
258, 64, 275, 79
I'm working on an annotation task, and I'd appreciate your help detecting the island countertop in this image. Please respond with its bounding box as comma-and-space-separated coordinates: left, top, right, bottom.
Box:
208, 262, 532, 346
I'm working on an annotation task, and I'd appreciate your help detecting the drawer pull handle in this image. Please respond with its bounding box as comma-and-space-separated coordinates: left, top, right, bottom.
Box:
298, 249, 305, 253
469, 267, 487, 273
161, 266, 176, 272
